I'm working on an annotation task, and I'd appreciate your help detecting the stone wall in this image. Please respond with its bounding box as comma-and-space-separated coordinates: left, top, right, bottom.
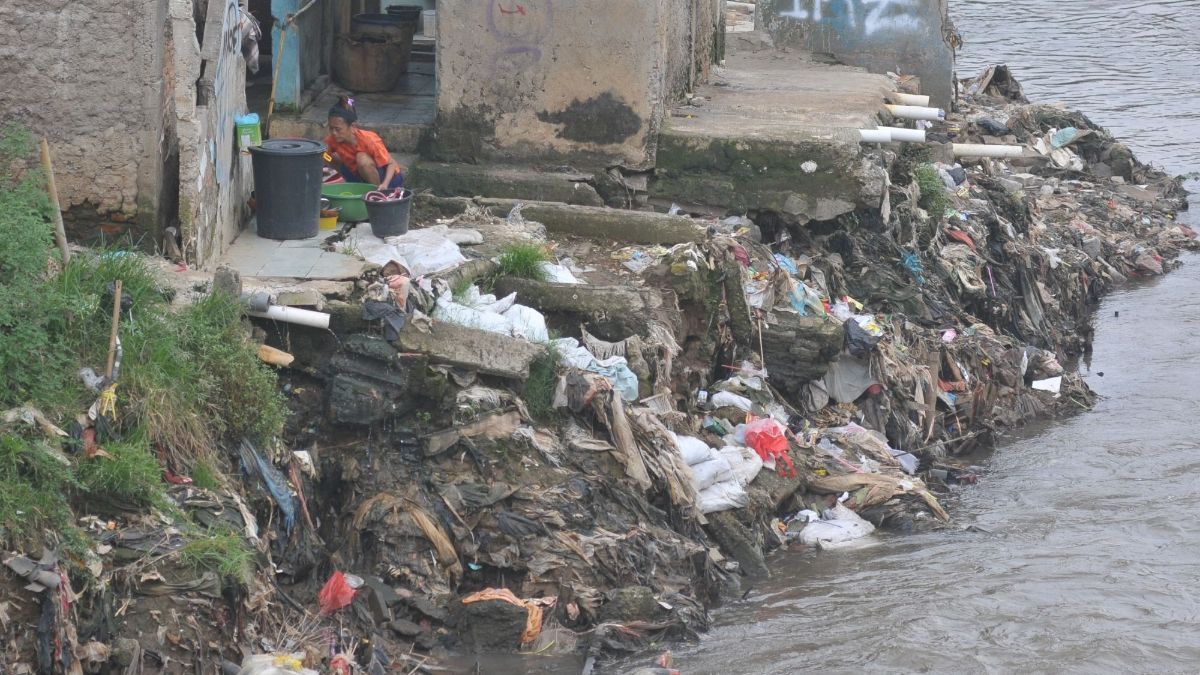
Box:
762, 0, 955, 108
0, 0, 170, 244
428, 0, 691, 170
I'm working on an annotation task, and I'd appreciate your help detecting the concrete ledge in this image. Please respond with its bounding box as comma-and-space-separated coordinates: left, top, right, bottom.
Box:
475, 199, 709, 245
396, 321, 544, 380
494, 277, 664, 338
408, 162, 605, 206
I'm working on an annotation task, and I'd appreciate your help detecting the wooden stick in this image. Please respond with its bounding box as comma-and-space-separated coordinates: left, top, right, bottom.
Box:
39, 138, 71, 266
106, 280, 123, 379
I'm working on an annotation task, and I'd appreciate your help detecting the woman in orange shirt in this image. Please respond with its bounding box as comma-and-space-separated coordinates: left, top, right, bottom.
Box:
324, 96, 405, 190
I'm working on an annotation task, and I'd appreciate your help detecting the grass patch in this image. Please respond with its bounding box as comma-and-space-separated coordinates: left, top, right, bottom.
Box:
914, 163, 949, 220
451, 276, 474, 303
0, 435, 80, 548
180, 528, 254, 585
497, 243, 549, 281
75, 428, 163, 506
0, 123, 284, 558
524, 344, 561, 420
190, 459, 223, 490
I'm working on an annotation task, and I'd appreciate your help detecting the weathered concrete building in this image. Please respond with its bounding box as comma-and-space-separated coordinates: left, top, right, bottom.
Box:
759, 0, 958, 108
0, 0, 254, 267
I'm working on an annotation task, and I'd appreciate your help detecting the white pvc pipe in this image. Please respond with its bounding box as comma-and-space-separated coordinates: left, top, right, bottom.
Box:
886, 104, 945, 122
859, 129, 892, 143
888, 92, 931, 107
247, 304, 331, 329
952, 143, 1025, 158
878, 126, 926, 143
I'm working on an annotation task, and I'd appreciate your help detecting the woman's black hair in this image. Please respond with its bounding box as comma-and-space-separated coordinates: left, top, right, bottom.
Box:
328, 95, 357, 124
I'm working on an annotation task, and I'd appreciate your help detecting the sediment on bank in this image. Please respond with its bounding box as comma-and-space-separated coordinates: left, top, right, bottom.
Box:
2, 65, 1196, 673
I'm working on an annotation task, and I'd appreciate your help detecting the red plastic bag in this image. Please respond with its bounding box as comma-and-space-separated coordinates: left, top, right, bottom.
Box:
318, 571, 356, 615
743, 417, 795, 478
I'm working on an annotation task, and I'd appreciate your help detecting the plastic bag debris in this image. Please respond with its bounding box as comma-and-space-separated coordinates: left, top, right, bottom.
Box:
1032, 376, 1063, 395
237, 653, 318, 675
743, 417, 795, 477
318, 571, 357, 615
710, 391, 752, 411
793, 503, 875, 549
540, 262, 582, 284
337, 224, 472, 277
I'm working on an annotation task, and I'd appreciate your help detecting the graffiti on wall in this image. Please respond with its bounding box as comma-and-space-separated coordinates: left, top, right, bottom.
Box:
779, 0, 922, 36
487, 0, 553, 63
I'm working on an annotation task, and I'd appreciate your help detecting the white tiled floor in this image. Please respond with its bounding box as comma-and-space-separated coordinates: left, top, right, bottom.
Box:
219, 223, 371, 280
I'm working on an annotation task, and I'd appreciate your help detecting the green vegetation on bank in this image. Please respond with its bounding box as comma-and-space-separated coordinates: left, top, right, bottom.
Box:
497, 242, 550, 281
0, 126, 281, 577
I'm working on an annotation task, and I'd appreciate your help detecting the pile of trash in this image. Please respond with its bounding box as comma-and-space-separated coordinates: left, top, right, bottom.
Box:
5, 65, 1193, 672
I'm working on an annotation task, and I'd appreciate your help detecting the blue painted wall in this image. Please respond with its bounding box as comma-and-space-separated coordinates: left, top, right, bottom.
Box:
763, 0, 956, 108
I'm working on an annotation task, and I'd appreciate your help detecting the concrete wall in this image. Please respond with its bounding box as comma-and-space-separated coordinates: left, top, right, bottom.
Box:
0, 0, 170, 243
428, 0, 686, 170
177, 0, 253, 267
762, 0, 955, 108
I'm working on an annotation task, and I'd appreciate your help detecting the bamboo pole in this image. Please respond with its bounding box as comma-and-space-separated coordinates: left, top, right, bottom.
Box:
106, 280, 123, 379
38, 138, 71, 266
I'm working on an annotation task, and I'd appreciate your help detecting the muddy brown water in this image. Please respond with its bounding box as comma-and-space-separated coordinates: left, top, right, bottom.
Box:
665, 2, 1200, 673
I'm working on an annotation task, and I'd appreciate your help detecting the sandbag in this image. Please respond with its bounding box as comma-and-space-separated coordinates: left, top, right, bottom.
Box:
698, 481, 749, 514
503, 304, 549, 342
672, 433, 716, 466
718, 446, 763, 486
689, 457, 734, 491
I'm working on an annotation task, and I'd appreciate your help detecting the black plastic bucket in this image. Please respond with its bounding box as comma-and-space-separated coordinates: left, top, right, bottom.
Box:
249, 139, 326, 240
365, 193, 412, 237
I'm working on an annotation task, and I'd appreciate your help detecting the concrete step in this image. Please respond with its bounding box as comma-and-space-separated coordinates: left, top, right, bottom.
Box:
651, 49, 895, 223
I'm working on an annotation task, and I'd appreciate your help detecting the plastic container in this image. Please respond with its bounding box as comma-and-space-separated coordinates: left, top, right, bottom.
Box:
421, 10, 436, 38
249, 139, 326, 240
319, 207, 341, 231
235, 113, 261, 153
365, 193, 412, 237
321, 183, 375, 222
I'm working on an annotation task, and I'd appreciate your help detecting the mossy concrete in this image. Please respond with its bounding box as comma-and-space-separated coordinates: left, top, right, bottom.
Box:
650, 47, 894, 222
408, 162, 604, 206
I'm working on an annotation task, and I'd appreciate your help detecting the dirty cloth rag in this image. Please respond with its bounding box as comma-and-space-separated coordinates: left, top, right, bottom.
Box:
552, 338, 639, 401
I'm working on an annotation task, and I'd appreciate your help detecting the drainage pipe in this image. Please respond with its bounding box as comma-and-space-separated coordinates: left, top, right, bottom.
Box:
858, 129, 892, 143
887, 92, 931, 107
878, 126, 927, 143
247, 304, 331, 329
886, 104, 946, 121
952, 143, 1025, 158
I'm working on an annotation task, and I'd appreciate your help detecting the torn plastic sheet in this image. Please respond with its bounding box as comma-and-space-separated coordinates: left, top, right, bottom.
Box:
238, 439, 296, 532
337, 224, 474, 277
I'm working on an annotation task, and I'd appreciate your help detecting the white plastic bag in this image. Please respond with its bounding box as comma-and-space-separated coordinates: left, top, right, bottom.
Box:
698, 481, 749, 514
672, 433, 715, 466
711, 391, 752, 411
796, 504, 875, 550
689, 457, 734, 491
502, 304, 549, 342
433, 296, 511, 334
718, 446, 763, 486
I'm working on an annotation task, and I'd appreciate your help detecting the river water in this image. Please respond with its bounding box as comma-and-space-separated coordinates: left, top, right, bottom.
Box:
673, 2, 1200, 672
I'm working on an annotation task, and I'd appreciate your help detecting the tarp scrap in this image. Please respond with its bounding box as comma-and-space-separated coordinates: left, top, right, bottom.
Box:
461, 588, 554, 645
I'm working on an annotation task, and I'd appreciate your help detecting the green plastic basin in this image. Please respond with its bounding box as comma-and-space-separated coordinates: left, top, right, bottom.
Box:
321, 182, 375, 222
